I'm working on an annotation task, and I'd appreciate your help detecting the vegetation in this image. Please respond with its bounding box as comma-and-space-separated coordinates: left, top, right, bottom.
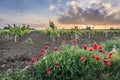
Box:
0, 37, 120, 80
33, 41, 120, 80
101, 38, 120, 52
0, 24, 34, 43
0, 24, 120, 80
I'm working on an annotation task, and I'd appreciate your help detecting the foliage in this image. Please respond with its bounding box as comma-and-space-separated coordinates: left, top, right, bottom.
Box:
39, 29, 120, 37
34, 42, 112, 80
103, 49, 120, 80
24, 38, 34, 45
101, 38, 120, 52
49, 21, 56, 30
0, 39, 120, 80
0, 69, 35, 80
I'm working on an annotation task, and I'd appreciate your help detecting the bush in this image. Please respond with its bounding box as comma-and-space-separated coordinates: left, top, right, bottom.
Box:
101, 38, 120, 52
24, 38, 34, 45
103, 49, 120, 80
0, 69, 35, 80
33, 42, 112, 80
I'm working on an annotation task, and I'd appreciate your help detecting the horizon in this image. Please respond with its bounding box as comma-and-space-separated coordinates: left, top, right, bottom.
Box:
0, 0, 120, 29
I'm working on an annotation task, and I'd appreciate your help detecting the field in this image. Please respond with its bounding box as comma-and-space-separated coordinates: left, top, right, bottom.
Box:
0, 28, 120, 80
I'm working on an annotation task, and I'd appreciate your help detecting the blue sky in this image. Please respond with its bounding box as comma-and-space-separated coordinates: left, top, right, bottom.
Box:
0, 0, 120, 29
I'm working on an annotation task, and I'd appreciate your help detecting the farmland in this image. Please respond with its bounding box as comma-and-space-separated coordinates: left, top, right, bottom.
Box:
0, 28, 120, 80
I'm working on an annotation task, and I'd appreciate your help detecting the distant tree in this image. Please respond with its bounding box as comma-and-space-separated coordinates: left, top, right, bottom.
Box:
86, 26, 91, 30
74, 26, 79, 30
27, 25, 30, 29
49, 21, 56, 30
3, 24, 12, 29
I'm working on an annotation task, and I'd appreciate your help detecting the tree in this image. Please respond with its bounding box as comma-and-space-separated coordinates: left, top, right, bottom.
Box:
9, 24, 26, 43
49, 21, 56, 30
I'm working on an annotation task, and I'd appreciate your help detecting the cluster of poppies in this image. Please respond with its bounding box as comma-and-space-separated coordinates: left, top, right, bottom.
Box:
30, 39, 113, 75
80, 42, 112, 66
30, 45, 59, 64
46, 61, 60, 74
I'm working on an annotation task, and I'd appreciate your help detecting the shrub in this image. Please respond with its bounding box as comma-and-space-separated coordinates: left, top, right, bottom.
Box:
33, 42, 113, 80
101, 38, 120, 52
0, 69, 35, 80
103, 49, 120, 80
24, 38, 34, 45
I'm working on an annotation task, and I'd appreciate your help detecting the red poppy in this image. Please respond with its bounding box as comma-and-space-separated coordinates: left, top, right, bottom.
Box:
93, 43, 98, 50
95, 56, 100, 61
104, 57, 108, 63
35, 58, 39, 62
109, 52, 112, 55
92, 55, 96, 58
83, 44, 88, 50
39, 52, 45, 57
62, 40, 66, 44
80, 56, 85, 62
54, 47, 59, 51
46, 68, 52, 75
47, 70, 52, 74
99, 49, 103, 52
72, 39, 77, 43
41, 49, 45, 53
55, 62, 60, 68
105, 61, 110, 66
44, 46, 49, 49
108, 52, 112, 59
30, 58, 34, 64
89, 48, 93, 52
99, 46, 103, 49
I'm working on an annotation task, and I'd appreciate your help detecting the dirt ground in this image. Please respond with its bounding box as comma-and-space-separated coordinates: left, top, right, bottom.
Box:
0, 31, 119, 74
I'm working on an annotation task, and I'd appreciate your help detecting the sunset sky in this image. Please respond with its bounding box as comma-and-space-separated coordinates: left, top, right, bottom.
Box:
0, 0, 120, 29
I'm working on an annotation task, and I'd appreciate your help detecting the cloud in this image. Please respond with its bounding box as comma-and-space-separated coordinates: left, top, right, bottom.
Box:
57, 0, 120, 25
20, 15, 49, 29
49, 5, 56, 12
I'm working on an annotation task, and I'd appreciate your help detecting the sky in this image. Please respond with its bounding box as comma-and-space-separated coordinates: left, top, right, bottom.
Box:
0, 0, 120, 29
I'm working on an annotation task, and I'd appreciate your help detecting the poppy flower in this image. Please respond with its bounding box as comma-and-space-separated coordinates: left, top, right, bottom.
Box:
93, 43, 98, 50
95, 56, 100, 61
89, 48, 93, 52
99, 49, 103, 52
39, 52, 45, 57
72, 39, 77, 43
109, 55, 112, 59
55, 62, 60, 68
47, 70, 52, 74
105, 61, 110, 66
104, 57, 108, 63
109, 52, 112, 55
92, 55, 96, 58
54, 47, 59, 51
83, 44, 88, 50
30, 58, 34, 64
80, 56, 85, 62
35, 58, 39, 62
46, 68, 52, 75
41, 49, 45, 53
62, 40, 66, 44
99, 46, 103, 49
108, 52, 112, 59
44, 46, 49, 49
